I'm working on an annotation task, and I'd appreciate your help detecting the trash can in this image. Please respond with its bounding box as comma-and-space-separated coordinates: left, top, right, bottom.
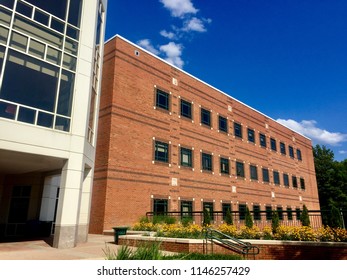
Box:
113, 227, 128, 244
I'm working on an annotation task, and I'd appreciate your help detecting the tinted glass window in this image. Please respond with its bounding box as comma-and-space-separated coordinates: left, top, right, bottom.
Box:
180, 147, 192, 167
250, 165, 258, 180
280, 142, 286, 155
1, 0, 15, 9
156, 89, 169, 110
220, 157, 229, 174
273, 171, 280, 185
270, 138, 277, 151
68, 0, 83, 27
262, 168, 269, 182
248, 128, 255, 143
25, 0, 68, 20
202, 153, 212, 171
201, 108, 211, 126
180, 99, 192, 119
219, 116, 227, 132
236, 161, 245, 177
259, 133, 266, 147
234, 122, 242, 138
154, 141, 169, 162
57, 70, 75, 116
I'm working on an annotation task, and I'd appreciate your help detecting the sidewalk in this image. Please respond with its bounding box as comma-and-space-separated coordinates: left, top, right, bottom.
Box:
0, 234, 117, 260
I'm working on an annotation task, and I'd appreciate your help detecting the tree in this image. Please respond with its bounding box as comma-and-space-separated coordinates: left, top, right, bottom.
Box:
225, 208, 233, 225
203, 208, 211, 226
300, 204, 310, 227
271, 211, 279, 234
245, 206, 253, 228
329, 202, 343, 228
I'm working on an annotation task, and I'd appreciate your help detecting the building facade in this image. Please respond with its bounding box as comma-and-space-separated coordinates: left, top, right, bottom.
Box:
0, 0, 107, 248
89, 35, 320, 233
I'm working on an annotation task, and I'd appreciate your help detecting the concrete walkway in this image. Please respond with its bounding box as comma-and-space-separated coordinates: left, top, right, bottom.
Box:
0, 234, 117, 260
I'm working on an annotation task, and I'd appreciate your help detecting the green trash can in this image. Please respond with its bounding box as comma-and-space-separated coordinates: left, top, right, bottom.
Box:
113, 227, 128, 244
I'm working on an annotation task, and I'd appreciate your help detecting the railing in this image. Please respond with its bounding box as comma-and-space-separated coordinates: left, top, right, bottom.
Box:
204, 228, 259, 258
146, 209, 347, 230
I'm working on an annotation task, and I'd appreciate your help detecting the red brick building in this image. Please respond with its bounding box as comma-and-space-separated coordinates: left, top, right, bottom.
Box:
89, 35, 320, 233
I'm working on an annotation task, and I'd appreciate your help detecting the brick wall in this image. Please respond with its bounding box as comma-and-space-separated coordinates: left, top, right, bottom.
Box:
90, 35, 320, 233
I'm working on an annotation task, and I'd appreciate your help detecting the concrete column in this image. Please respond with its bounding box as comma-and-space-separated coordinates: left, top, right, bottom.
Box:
40, 175, 60, 222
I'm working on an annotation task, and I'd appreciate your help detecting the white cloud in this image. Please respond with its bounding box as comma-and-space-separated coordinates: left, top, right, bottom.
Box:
160, 0, 198, 18
159, 42, 184, 68
160, 30, 176, 39
339, 150, 347, 154
137, 39, 160, 55
182, 17, 209, 32
276, 119, 347, 146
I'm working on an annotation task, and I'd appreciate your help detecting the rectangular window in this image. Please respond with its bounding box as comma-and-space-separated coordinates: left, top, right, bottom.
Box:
220, 157, 229, 175
270, 138, 277, 151
265, 206, 272, 220
234, 122, 242, 138
180, 147, 192, 167
280, 142, 286, 155
289, 146, 295, 158
300, 177, 305, 190
222, 203, 232, 221
247, 128, 255, 143
236, 161, 245, 178
277, 206, 284, 220
297, 149, 302, 161
203, 202, 214, 221
259, 133, 267, 148
201, 152, 212, 171
262, 168, 270, 183
201, 108, 211, 127
155, 88, 169, 111
153, 199, 168, 215
283, 173, 290, 187
218, 115, 228, 133
292, 176, 298, 188
253, 205, 261, 221
287, 207, 293, 220
239, 204, 246, 220
181, 201, 193, 219
154, 141, 169, 163
180, 99, 192, 119
273, 171, 280, 185
250, 165, 258, 180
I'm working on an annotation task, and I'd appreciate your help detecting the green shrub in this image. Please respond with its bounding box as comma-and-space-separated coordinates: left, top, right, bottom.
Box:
300, 205, 310, 227
152, 215, 176, 225
271, 211, 280, 234
245, 207, 253, 228
203, 208, 211, 226
163, 253, 242, 260
224, 209, 233, 225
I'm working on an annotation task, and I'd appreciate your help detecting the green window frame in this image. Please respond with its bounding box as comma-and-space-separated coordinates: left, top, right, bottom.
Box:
201, 152, 212, 171
154, 140, 169, 163
180, 147, 192, 167
236, 161, 245, 177
220, 157, 229, 174
155, 88, 169, 110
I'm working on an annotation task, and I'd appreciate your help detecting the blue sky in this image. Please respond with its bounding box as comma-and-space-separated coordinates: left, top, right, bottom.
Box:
105, 0, 347, 161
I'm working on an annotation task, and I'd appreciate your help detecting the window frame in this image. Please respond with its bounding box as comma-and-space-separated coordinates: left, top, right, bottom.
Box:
283, 173, 290, 187
292, 176, 298, 188
155, 88, 170, 111
236, 161, 245, 178
250, 164, 258, 180
234, 122, 242, 138
253, 205, 261, 221
154, 140, 169, 163
300, 177, 305, 190
280, 142, 286, 155
153, 198, 168, 215
262, 168, 270, 183
180, 147, 193, 168
238, 203, 247, 220
220, 157, 230, 175
247, 128, 255, 143
201, 152, 213, 171
259, 133, 267, 148
200, 107, 211, 127
270, 137, 277, 152
297, 149, 302, 161
218, 115, 228, 133
289, 145, 295, 158
273, 170, 280, 185
180, 98, 192, 119
180, 200, 193, 219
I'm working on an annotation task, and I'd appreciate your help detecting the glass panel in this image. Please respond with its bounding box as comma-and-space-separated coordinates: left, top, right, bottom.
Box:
55, 116, 70, 132
1, 0, 15, 9
0, 45, 4, 71
37, 111, 53, 128
0, 26, 9, 44
29, 39, 45, 59
63, 53, 76, 71
18, 106, 36, 124
25, 0, 68, 20
10, 31, 28, 51
64, 38, 78, 55
13, 15, 64, 49
68, 0, 82, 27
66, 25, 79, 40
0, 7, 12, 26
16, 1, 33, 18
57, 70, 75, 116
50, 17, 65, 33
0, 49, 59, 112
46, 46, 61, 65
34, 10, 49, 25
0, 101, 17, 120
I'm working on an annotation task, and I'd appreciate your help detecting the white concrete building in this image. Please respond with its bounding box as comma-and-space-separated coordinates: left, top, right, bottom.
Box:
0, 0, 107, 248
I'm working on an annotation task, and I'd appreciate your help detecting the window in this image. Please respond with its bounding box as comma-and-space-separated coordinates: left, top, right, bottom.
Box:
155, 88, 169, 111
180, 99, 192, 119
247, 128, 255, 143
201, 152, 212, 171
259, 133, 267, 148
283, 173, 290, 187
292, 176, 298, 188
220, 157, 229, 175
262, 168, 270, 183
236, 161, 245, 177
265, 206, 272, 220
203, 202, 214, 221
234, 122, 242, 138
289, 145, 294, 158
287, 207, 293, 220
296, 208, 301, 220
201, 108, 211, 126
280, 142, 286, 155
239, 204, 246, 220
277, 206, 284, 220
297, 149, 302, 161
250, 165, 258, 180
253, 205, 261, 221
218, 115, 228, 133
222, 203, 232, 221
273, 171, 280, 185
153, 199, 168, 215
180, 147, 192, 167
270, 138, 277, 151
181, 201, 193, 219
154, 141, 169, 163
300, 177, 305, 190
